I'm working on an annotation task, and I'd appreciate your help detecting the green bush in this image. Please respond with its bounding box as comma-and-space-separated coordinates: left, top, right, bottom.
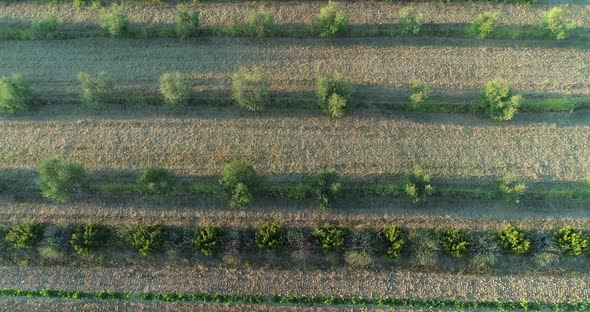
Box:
407, 81, 431, 111
193, 226, 224, 256
219, 159, 259, 209
137, 166, 177, 195
497, 175, 526, 204
381, 225, 406, 259
5, 223, 43, 249
467, 12, 499, 39
554, 226, 588, 256
69, 223, 109, 256
311, 169, 341, 210
121, 225, 164, 256
397, 7, 423, 35
540, 7, 575, 40
229, 182, 252, 209
99, 4, 129, 37
439, 229, 469, 257
411, 229, 439, 267
78, 71, 114, 110
313, 225, 344, 253
26, 16, 60, 40
37, 156, 89, 203
231, 66, 270, 112
402, 165, 433, 203
175, 5, 199, 39
0, 73, 32, 115
482, 78, 522, 121
245, 6, 274, 38
255, 223, 285, 251
326, 94, 347, 118
316, 73, 355, 117
314, 4, 348, 38
159, 72, 190, 107
498, 224, 530, 254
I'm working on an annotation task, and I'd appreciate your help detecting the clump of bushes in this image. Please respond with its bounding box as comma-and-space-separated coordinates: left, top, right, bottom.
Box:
497, 175, 526, 204
381, 225, 406, 259
316, 73, 355, 118
99, 4, 129, 38
407, 81, 431, 111
137, 166, 177, 195
397, 7, 423, 35
314, 4, 349, 38
0, 73, 32, 115
255, 223, 285, 251
219, 159, 260, 209
120, 225, 164, 256
5, 223, 43, 249
540, 7, 575, 40
69, 223, 109, 256
26, 16, 60, 40
467, 12, 499, 39
37, 156, 89, 203
481, 78, 522, 121
498, 224, 530, 254
78, 71, 114, 110
311, 169, 341, 210
439, 229, 469, 257
193, 226, 224, 256
175, 5, 199, 39
245, 6, 274, 38
554, 226, 588, 256
402, 165, 433, 203
159, 72, 190, 107
313, 225, 344, 253
231, 66, 270, 112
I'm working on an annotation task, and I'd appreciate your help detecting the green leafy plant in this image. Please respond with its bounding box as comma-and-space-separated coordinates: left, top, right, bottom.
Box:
540, 7, 575, 40
231, 66, 270, 112
5, 223, 43, 249
316, 73, 355, 117
137, 166, 177, 195
0, 73, 32, 115
121, 225, 164, 256
402, 165, 433, 203
381, 225, 406, 259
311, 169, 341, 210
397, 7, 423, 35
78, 71, 114, 110
498, 175, 526, 204
498, 224, 530, 254
554, 226, 588, 256
313, 225, 344, 253
99, 4, 129, 38
314, 4, 349, 38
219, 159, 260, 209
37, 156, 89, 203
439, 229, 469, 257
26, 15, 60, 39
481, 78, 522, 121
159, 72, 190, 107
467, 12, 499, 39
175, 5, 199, 39
229, 182, 252, 209
193, 226, 224, 256
69, 223, 109, 256
255, 223, 285, 251
407, 81, 431, 111
245, 6, 274, 38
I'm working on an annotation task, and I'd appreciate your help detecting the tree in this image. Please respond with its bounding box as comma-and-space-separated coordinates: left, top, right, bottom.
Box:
555, 226, 588, 256
99, 4, 129, 38
402, 165, 433, 203
78, 71, 114, 110
468, 12, 499, 39
231, 66, 270, 112
482, 78, 522, 121
498, 224, 530, 254
159, 72, 190, 107
194, 226, 224, 256
439, 229, 469, 257
313, 225, 345, 253
175, 5, 199, 39
497, 175, 526, 204
255, 223, 285, 251
311, 169, 341, 210
219, 159, 260, 208
407, 81, 431, 111
381, 225, 406, 259
5, 223, 43, 249
245, 6, 274, 38
37, 156, 89, 203
121, 225, 164, 256
398, 7, 423, 35
70, 223, 109, 256
0, 73, 32, 115
314, 4, 349, 37
540, 7, 575, 40
316, 73, 355, 117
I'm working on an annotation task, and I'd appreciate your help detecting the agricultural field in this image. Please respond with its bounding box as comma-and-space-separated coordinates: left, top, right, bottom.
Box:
0, 0, 589, 310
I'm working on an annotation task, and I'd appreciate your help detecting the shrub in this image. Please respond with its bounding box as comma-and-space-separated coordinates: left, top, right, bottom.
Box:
397, 7, 423, 35
467, 12, 499, 39
402, 165, 433, 203
245, 6, 274, 38
255, 223, 285, 251
121, 225, 164, 256
219, 159, 259, 209
497, 175, 526, 204
469, 233, 500, 271
316, 74, 355, 117
193, 226, 224, 256
0, 73, 32, 115
229, 182, 252, 209
439, 229, 469, 257
5, 223, 43, 249
175, 5, 199, 39
313, 225, 344, 253
482, 78, 522, 121
314, 4, 348, 38
136, 166, 177, 195
40, 225, 71, 260
231, 66, 270, 112
78, 71, 114, 110
381, 225, 406, 259
411, 229, 439, 267
311, 169, 341, 210
37, 156, 89, 203
498, 224, 530, 254
99, 4, 129, 38
344, 250, 373, 268
407, 81, 431, 111
540, 7, 575, 40
69, 224, 109, 256
326, 94, 347, 118
27, 16, 60, 40
554, 226, 588, 256
159, 72, 190, 107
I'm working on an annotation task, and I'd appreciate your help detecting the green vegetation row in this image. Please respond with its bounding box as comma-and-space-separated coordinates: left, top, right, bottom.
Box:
0, 5, 575, 41
2, 288, 589, 311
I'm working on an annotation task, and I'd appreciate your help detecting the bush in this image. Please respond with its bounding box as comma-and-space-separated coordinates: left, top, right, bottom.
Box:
311, 169, 341, 210
0, 73, 32, 115
407, 81, 431, 111
497, 175, 526, 204
498, 224, 530, 254
482, 78, 522, 121
314, 4, 348, 37
326, 94, 347, 118
229, 182, 252, 209
78, 71, 114, 110
27, 16, 60, 40
554, 226, 588, 256
255, 223, 285, 251
245, 6, 274, 38
411, 229, 439, 267
381, 225, 406, 259
402, 165, 433, 203
159, 72, 190, 107
467, 12, 499, 39
193, 226, 224, 256
5, 223, 43, 249
175, 5, 199, 39
69, 224, 109, 256
137, 166, 177, 195
469, 233, 500, 271
344, 250, 373, 268
316, 73, 355, 117
219, 159, 259, 209
397, 7, 423, 35
231, 66, 270, 112
40, 225, 71, 260
99, 4, 129, 38
439, 229, 469, 257
313, 225, 344, 253
540, 7, 575, 40
121, 225, 164, 256
37, 156, 89, 203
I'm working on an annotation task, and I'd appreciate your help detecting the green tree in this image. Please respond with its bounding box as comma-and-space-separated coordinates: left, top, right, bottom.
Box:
159, 72, 190, 107
78, 71, 114, 110
37, 156, 89, 203
0, 73, 32, 115
245, 6, 274, 38
121, 225, 164, 256
231, 66, 270, 112
468, 12, 499, 39
402, 165, 433, 203
397, 7, 423, 35
498, 175, 526, 204
194, 226, 224, 256
540, 7, 575, 40
439, 229, 469, 257
137, 166, 177, 195
314, 4, 348, 37
555, 226, 588, 256
255, 223, 285, 251
316, 73, 355, 117
311, 169, 341, 210
498, 224, 530, 254
482, 78, 522, 121
313, 225, 345, 253
175, 5, 199, 39
70, 223, 109, 256
407, 81, 431, 111
5, 223, 43, 249
99, 4, 129, 37
381, 225, 406, 259
219, 159, 260, 208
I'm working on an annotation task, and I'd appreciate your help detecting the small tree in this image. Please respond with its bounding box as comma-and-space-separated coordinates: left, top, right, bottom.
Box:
316, 73, 355, 117
5, 223, 43, 249
439, 229, 469, 257
27, 15, 60, 40
121, 225, 164, 256
69, 223, 109, 256
245, 6, 274, 38
540, 7, 575, 40
397, 7, 423, 35
219, 159, 260, 209
407, 81, 431, 111
229, 182, 252, 209
231, 66, 270, 112
468, 12, 499, 39
381, 225, 406, 259
99, 4, 129, 38
255, 223, 285, 251
314, 4, 349, 38
311, 169, 341, 210
498, 224, 530, 254
482, 78, 522, 121
554, 226, 588, 256
194, 226, 224, 256
0, 73, 32, 115
402, 165, 433, 203
37, 156, 89, 203
137, 166, 177, 195
498, 175, 526, 204
313, 225, 345, 253
175, 5, 199, 39
78, 71, 114, 110
160, 72, 190, 107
